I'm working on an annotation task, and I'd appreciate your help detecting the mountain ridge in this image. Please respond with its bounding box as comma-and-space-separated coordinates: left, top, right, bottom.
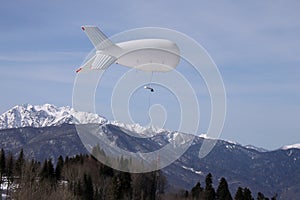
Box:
0, 103, 107, 129
0, 123, 299, 199
0, 104, 299, 199
0, 104, 167, 137
1, 104, 299, 151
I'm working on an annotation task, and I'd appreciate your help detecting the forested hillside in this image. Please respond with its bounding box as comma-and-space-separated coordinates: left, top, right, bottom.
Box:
0, 149, 277, 200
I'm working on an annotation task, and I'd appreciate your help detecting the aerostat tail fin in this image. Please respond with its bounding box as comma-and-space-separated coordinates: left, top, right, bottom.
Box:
76, 54, 96, 73
81, 26, 115, 50
76, 53, 116, 73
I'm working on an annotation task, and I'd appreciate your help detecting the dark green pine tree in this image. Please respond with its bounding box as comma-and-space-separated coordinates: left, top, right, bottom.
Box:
6, 153, 14, 180
234, 187, 244, 200
243, 187, 254, 200
83, 173, 94, 200
15, 148, 25, 177
191, 182, 203, 199
216, 177, 232, 200
205, 173, 216, 200
235, 187, 254, 200
55, 155, 64, 180
184, 190, 189, 198
40, 159, 55, 181
47, 159, 55, 181
0, 148, 6, 178
0, 148, 6, 195
40, 159, 48, 179
65, 156, 69, 166
257, 192, 268, 200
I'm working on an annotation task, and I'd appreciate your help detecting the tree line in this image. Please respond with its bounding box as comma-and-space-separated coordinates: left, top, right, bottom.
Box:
169, 173, 277, 200
0, 148, 277, 200
0, 148, 165, 200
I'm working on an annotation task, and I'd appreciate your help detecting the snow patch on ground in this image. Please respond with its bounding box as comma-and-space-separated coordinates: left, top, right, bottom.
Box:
182, 166, 203, 175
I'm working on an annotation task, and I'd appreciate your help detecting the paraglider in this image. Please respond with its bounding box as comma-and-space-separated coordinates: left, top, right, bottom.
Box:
76, 26, 180, 73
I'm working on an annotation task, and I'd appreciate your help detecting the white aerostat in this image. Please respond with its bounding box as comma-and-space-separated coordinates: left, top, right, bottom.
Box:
76, 26, 180, 73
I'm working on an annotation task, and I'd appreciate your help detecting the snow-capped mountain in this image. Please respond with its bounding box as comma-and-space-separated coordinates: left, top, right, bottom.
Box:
0, 104, 299, 199
0, 104, 107, 129
0, 123, 299, 199
0, 104, 170, 138
1, 104, 298, 151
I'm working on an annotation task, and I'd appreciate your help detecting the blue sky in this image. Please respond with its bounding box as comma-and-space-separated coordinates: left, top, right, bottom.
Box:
0, 1, 299, 149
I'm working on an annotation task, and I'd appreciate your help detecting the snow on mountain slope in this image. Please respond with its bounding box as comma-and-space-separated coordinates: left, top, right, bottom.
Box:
111, 120, 166, 136
281, 143, 300, 150
0, 104, 107, 129
245, 145, 268, 152
0, 104, 166, 136
2, 104, 297, 153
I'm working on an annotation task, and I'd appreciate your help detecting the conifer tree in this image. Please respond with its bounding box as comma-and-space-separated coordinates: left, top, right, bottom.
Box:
15, 148, 25, 177
47, 159, 55, 180
0, 148, 6, 178
0, 148, 6, 197
191, 182, 203, 199
257, 192, 264, 200
40, 159, 49, 180
234, 187, 254, 200
216, 177, 232, 200
55, 155, 64, 180
234, 187, 244, 200
37, 158, 55, 187
83, 173, 94, 200
65, 156, 69, 166
184, 190, 189, 198
205, 173, 216, 200
6, 153, 14, 178
244, 187, 254, 200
